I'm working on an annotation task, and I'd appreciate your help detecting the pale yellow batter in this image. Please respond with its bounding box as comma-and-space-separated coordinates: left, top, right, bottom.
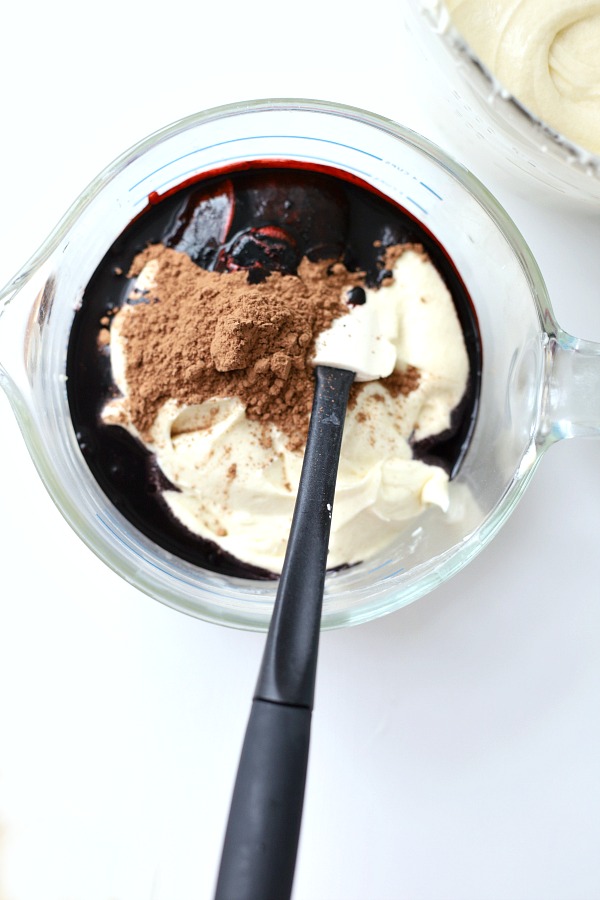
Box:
446, 0, 600, 155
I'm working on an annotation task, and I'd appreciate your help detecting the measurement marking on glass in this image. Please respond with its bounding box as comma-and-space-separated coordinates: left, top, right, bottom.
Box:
130, 135, 384, 192
420, 181, 443, 200
407, 196, 428, 215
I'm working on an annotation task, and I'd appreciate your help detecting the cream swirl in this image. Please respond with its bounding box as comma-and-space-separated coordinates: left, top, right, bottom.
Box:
445, 0, 600, 155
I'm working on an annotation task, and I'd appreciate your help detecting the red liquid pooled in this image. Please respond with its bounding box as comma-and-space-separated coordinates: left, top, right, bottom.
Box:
67, 163, 481, 579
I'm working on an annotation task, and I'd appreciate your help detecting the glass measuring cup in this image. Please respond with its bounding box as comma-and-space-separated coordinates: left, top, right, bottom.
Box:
402, 0, 600, 208
0, 98, 598, 631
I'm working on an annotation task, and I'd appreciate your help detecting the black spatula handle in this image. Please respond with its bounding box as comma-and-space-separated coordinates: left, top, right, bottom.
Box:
214, 366, 354, 900
214, 698, 311, 900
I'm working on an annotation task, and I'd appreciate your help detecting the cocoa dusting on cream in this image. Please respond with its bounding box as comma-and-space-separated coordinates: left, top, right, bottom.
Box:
111, 243, 420, 448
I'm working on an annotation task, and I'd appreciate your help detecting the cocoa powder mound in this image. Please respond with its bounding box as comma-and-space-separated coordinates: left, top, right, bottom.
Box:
117, 246, 365, 448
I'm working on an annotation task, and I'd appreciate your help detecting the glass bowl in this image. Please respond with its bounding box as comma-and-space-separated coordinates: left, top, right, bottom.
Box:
403, 0, 600, 208
1, 98, 598, 631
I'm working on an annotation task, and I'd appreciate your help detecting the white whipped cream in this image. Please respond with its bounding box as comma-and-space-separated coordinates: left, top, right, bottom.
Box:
103, 249, 469, 574
445, 0, 600, 155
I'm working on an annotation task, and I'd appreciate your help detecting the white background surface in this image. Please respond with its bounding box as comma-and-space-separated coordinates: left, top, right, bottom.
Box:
1, 3, 600, 899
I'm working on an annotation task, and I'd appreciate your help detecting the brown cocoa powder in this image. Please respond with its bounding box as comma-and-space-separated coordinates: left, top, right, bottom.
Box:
113, 244, 420, 448
117, 246, 365, 448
